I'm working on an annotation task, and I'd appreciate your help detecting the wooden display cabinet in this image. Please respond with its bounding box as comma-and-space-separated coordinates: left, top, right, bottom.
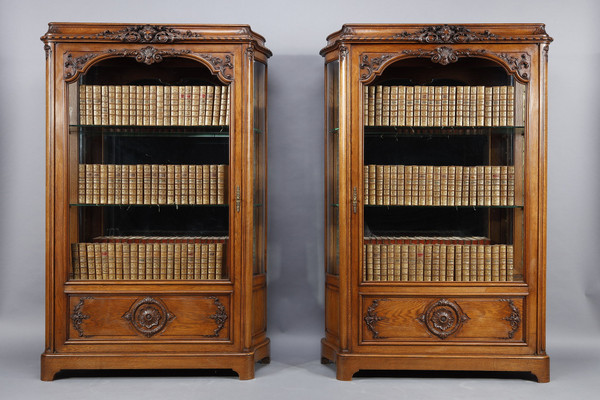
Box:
321, 24, 552, 381
41, 23, 270, 380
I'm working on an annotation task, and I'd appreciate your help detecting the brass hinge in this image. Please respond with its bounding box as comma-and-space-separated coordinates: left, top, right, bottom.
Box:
235, 186, 241, 212
352, 187, 358, 214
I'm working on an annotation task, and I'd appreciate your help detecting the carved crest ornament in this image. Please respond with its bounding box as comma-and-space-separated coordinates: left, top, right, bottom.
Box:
96, 25, 202, 43
393, 25, 497, 43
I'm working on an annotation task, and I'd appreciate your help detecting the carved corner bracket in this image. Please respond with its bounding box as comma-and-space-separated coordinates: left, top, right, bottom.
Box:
122, 297, 175, 338
393, 25, 497, 43
203, 296, 228, 338
199, 54, 234, 82
359, 53, 396, 82
71, 296, 94, 337
96, 25, 202, 43
418, 298, 469, 340
364, 299, 386, 339
500, 299, 521, 339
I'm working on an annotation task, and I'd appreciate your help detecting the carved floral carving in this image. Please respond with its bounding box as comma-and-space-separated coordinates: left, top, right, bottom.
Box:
203, 296, 228, 338
64, 53, 99, 79
394, 25, 497, 43
339, 46, 348, 60
122, 297, 175, 338
418, 299, 469, 339
96, 25, 202, 43
359, 54, 395, 81
199, 54, 234, 81
497, 52, 531, 80
500, 299, 521, 339
71, 296, 94, 337
364, 299, 386, 339
108, 46, 191, 65
401, 46, 487, 66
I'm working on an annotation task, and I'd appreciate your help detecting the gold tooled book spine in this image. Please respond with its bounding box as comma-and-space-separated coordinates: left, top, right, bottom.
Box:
373, 244, 381, 281
156, 86, 164, 126
408, 244, 416, 281
425, 166, 433, 206
199, 86, 207, 126
469, 244, 477, 281
499, 86, 508, 126
368, 86, 376, 126
411, 165, 419, 206
115, 85, 122, 126
500, 166, 508, 206
499, 244, 507, 281
380, 243, 388, 281
130, 243, 139, 280
439, 244, 447, 282
423, 86, 432, 127
158, 165, 167, 204
209, 165, 218, 204
375, 165, 384, 205
484, 166, 492, 206
461, 166, 470, 206
107, 164, 115, 204
462, 245, 470, 282
99, 164, 108, 204
383, 165, 391, 206
476, 86, 485, 126
135, 86, 143, 126
216, 242, 224, 279
386, 243, 394, 281
404, 165, 413, 205
447, 166, 455, 207
71, 244, 81, 280
92, 85, 101, 125
115, 242, 123, 280
187, 241, 196, 279
178, 86, 187, 126
492, 86, 501, 127
390, 165, 398, 206
476, 244, 484, 281
202, 165, 210, 205
173, 243, 181, 280
181, 165, 189, 205
401, 244, 409, 281
159, 242, 167, 279
432, 244, 440, 282
217, 165, 226, 204
101, 86, 109, 125
413, 86, 421, 127
149, 86, 157, 126
507, 85, 515, 126
441, 86, 449, 127
219, 86, 228, 126
173, 164, 181, 205
432, 166, 441, 206
211, 86, 221, 126
483, 245, 492, 281
128, 165, 137, 205
424, 245, 432, 282
152, 242, 161, 280
128, 85, 137, 126
363, 166, 369, 206
166, 243, 174, 280
120, 165, 129, 205
179, 243, 188, 279
393, 243, 401, 281
455, 86, 464, 126
397, 165, 405, 206
201, 243, 209, 279
85, 85, 94, 125
439, 166, 448, 206
78, 164, 86, 204
85, 164, 94, 204
484, 87, 492, 127
454, 245, 462, 281
142, 165, 151, 205
507, 245, 514, 281
433, 86, 441, 127
205, 86, 214, 125
368, 165, 376, 205
194, 243, 202, 279
170, 86, 179, 126
122, 243, 130, 280
366, 243, 373, 281
100, 242, 109, 280
375, 85, 383, 126
136, 165, 143, 205
492, 166, 501, 206
151, 165, 159, 204
507, 166, 515, 206
191, 86, 200, 126
163, 86, 171, 126
196, 165, 203, 204
476, 166, 484, 205
397, 86, 406, 126
446, 245, 455, 281
462, 86, 470, 126
454, 166, 463, 206
389, 86, 398, 126
491, 245, 500, 282
363, 85, 369, 125
382, 86, 390, 126
448, 86, 456, 126
188, 165, 196, 205
405, 86, 414, 126
469, 86, 477, 126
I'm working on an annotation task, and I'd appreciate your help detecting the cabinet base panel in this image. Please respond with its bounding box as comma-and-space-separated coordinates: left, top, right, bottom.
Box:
41, 339, 269, 381
321, 339, 549, 382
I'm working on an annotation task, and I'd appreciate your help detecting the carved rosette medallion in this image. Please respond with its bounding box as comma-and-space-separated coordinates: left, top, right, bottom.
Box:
364, 299, 386, 339
203, 296, 228, 338
401, 46, 487, 66
96, 25, 202, 43
418, 299, 469, 339
359, 54, 395, 81
394, 25, 497, 43
107, 46, 191, 65
500, 299, 521, 339
122, 297, 175, 338
71, 296, 94, 337
199, 54, 234, 81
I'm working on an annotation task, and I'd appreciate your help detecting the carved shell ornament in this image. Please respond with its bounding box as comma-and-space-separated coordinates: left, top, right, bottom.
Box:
122, 297, 175, 337
418, 298, 469, 339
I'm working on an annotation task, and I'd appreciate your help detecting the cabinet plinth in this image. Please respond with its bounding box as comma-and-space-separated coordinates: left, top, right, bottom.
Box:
321, 23, 551, 381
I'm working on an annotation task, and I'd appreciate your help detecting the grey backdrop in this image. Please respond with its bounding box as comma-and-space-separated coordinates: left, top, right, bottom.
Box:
1, 0, 599, 398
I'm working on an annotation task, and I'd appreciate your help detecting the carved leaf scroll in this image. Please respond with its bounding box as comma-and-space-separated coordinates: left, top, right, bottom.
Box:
364, 299, 386, 339
71, 296, 94, 337
500, 299, 521, 339
394, 25, 497, 43
96, 25, 202, 43
359, 54, 395, 81
203, 296, 228, 338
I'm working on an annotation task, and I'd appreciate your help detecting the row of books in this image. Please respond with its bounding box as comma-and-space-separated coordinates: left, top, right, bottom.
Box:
78, 85, 230, 126
363, 85, 522, 127
363, 165, 516, 206
77, 164, 227, 205
364, 236, 492, 245
71, 239, 227, 280
363, 243, 514, 282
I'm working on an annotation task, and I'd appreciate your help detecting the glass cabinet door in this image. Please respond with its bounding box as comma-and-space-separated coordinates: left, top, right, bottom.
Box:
326, 61, 340, 275
361, 57, 525, 283
67, 57, 231, 281
253, 60, 267, 275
